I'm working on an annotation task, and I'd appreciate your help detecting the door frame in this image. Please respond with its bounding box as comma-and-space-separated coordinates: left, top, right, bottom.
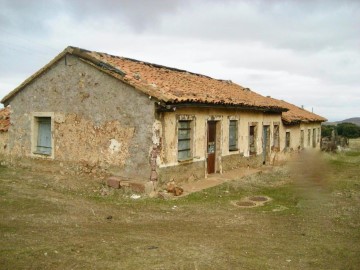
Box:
205, 117, 222, 176
207, 121, 217, 174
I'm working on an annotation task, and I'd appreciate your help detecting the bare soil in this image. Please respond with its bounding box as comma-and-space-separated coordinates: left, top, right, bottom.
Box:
1, 142, 360, 269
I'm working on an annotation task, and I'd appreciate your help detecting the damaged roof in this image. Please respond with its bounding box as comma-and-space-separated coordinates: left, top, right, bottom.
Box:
0, 106, 10, 132
1, 46, 286, 112
269, 98, 327, 124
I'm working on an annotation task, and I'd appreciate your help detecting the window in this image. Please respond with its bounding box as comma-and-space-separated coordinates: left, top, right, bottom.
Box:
285, 131, 291, 149
35, 117, 52, 155
178, 120, 192, 160
317, 128, 320, 142
307, 129, 311, 147
249, 125, 257, 155
229, 120, 238, 151
273, 124, 280, 150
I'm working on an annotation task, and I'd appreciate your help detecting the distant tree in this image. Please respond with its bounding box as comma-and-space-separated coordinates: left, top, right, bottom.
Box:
321, 125, 335, 137
336, 122, 360, 138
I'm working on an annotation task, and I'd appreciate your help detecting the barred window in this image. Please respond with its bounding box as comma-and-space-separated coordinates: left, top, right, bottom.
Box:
229, 120, 238, 151
178, 120, 192, 160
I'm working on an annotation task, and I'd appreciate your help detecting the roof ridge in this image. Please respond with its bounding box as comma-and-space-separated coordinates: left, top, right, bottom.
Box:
68, 46, 237, 85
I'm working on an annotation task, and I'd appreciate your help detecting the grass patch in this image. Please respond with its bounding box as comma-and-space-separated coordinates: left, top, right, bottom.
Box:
1, 149, 360, 269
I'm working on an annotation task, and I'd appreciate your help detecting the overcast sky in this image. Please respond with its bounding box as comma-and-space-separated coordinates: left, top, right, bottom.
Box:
1, 0, 359, 121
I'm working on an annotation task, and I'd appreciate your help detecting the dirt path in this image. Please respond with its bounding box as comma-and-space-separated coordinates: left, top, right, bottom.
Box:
179, 167, 263, 196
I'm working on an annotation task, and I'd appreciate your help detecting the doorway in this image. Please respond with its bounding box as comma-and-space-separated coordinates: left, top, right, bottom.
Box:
207, 121, 216, 174
262, 125, 270, 164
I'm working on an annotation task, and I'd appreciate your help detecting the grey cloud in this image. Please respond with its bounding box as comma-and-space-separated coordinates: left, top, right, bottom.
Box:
157, 0, 360, 53
65, 0, 185, 31
0, 0, 187, 34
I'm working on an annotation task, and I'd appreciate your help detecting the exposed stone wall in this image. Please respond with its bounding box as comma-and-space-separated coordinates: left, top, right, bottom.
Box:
54, 114, 134, 167
0, 131, 9, 163
6, 55, 155, 180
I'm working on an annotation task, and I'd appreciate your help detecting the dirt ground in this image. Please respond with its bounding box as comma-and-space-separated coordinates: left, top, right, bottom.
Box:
1, 140, 360, 269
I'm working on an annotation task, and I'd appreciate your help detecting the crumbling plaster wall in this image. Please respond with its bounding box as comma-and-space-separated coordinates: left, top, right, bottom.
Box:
279, 122, 322, 151
157, 107, 282, 182
6, 55, 155, 179
0, 131, 8, 157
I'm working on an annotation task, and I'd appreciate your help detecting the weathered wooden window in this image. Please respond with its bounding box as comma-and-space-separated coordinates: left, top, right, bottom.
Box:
36, 117, 52, 155
307, 129, 311, 147
285, 131, 291, 149
229, 120, 238, 151
249, 125, 256, 155
273, 124, 280, 150
178, 120, 192, 160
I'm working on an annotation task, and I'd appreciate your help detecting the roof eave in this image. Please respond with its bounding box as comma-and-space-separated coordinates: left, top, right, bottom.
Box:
159, 102, 286, 113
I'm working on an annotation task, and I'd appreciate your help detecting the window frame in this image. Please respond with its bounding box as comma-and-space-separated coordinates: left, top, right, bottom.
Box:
177, 120, 193, 161
31, 112, 55, 159
228, 119, 238, 151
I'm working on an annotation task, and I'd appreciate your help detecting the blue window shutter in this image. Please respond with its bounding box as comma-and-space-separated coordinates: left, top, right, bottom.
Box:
37, 118, 52, 155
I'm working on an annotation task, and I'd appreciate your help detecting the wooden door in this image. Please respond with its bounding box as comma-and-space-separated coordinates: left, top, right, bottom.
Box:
207, 121, 216, 174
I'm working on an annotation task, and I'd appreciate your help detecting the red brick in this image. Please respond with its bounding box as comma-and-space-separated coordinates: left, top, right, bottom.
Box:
107, 177, 120, 189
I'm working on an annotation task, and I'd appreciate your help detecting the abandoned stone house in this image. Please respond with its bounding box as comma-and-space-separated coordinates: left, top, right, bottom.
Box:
0, 46, 327, 184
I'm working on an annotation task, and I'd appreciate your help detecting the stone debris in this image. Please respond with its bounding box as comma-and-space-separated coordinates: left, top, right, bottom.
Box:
106, 177, 120, 189
166, 181, 184, 196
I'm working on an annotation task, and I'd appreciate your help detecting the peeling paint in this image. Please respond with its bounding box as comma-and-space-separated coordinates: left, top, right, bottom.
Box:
108, 139, 122, 154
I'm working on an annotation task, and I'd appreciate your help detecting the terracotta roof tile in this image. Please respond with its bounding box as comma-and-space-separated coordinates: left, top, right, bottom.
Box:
0, 106, 10, 132
82, 49, 286, 111
2, 46, 326, 124
268, 98, 327, 124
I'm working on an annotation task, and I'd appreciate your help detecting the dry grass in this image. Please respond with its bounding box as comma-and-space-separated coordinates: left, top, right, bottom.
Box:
1, 146, 360, 269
